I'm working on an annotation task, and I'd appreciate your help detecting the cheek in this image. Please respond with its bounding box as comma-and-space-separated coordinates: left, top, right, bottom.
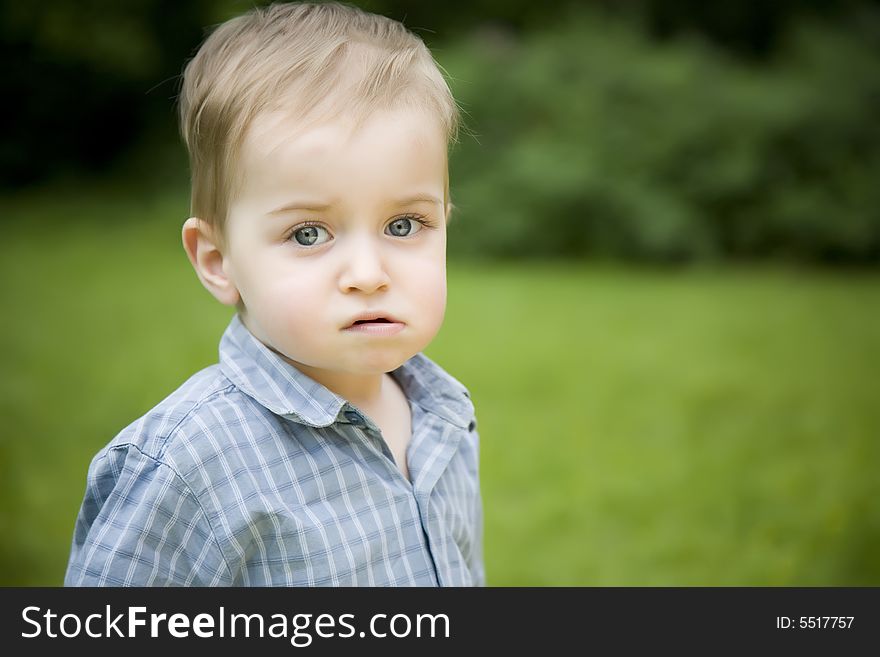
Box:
263, 271, 325, 324
408, 253, 447, 323
235, 257, 324, 330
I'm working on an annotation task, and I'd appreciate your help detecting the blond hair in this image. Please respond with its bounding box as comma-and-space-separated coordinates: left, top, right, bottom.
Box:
178, 2, 459, 238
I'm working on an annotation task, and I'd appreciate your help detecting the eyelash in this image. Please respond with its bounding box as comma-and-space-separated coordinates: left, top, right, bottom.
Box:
396, 214, 434, 229
285, 214, 435, 245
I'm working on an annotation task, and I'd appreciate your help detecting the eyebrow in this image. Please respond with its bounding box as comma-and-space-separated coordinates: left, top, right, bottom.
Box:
268, 194, 443, 215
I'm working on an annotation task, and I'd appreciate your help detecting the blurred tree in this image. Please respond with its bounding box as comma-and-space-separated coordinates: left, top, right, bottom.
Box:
0, 0, 880, 268
444, 6, 880, 263
1, 0, 209, 186
633, 0, 880, 58
362, 0, 880, 57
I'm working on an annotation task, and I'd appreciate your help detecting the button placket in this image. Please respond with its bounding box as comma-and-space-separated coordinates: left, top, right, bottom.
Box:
340, 406, 414, 488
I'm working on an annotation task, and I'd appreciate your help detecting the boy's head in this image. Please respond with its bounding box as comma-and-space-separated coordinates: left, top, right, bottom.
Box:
179, 2, 459, 385
179, 1, 458, 244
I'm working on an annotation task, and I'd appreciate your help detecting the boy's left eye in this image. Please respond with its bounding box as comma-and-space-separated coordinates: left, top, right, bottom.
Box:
385, 216, 424, 237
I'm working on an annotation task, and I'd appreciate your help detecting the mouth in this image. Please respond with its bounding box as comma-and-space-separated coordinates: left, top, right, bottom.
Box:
353, 317, 392, 325
343, 312, 405, 335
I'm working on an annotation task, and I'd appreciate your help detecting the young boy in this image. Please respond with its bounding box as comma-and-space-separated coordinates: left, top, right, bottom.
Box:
64, 2, 483, 587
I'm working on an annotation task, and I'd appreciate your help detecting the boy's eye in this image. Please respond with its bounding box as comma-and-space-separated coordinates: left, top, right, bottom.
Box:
386, 216, 424, 237
291, 224, 331, 246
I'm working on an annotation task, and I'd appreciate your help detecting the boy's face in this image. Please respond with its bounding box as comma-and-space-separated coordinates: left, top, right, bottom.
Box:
215, 107, 449, 382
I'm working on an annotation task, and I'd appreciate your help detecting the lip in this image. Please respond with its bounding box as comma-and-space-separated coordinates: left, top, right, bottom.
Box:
342, 321, 405, 336
341, 310, 405, 336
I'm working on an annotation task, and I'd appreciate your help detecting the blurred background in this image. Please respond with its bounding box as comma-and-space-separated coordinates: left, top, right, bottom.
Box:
1, 0, 878, 585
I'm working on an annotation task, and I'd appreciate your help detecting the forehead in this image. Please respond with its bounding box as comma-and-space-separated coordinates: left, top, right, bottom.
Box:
236, 107, 448, 206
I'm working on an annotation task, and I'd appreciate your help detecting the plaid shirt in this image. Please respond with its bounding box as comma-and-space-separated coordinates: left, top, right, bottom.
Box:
65, 315, 483, 586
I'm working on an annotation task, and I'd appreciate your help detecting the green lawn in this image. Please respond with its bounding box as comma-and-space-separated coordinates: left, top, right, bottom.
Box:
1, 185, 878, 585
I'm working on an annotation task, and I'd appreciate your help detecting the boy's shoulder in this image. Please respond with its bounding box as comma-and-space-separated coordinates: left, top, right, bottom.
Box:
101, 364, 242, 464
90, 357, 302, 505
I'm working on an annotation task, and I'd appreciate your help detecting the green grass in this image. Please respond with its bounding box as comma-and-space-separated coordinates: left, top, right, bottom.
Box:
437, 264, 880, 585
1, 185, 878, 585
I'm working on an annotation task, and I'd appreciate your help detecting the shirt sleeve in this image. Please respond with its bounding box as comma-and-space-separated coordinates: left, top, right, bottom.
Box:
64, 443, 231, 586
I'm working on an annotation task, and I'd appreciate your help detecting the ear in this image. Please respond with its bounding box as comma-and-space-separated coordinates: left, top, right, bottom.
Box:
181, 217, 241, 306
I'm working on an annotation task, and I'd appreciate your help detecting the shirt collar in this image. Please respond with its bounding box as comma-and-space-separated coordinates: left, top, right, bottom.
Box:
219, 315, 474, 430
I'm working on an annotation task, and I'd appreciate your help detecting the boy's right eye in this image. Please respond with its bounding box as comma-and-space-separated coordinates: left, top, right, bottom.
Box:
290, 224, 331, 247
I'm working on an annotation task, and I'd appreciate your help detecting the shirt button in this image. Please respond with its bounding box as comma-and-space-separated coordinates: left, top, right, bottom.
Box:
344, 410, 365, 426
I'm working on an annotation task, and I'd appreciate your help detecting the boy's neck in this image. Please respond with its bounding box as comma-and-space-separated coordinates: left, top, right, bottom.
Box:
279, 355, 393, 413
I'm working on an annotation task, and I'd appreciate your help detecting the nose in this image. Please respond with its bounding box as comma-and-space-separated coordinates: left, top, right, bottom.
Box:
337, 233, 391, 294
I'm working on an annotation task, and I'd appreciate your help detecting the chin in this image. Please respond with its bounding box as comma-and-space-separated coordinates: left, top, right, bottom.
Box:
348, 349, 414, 374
